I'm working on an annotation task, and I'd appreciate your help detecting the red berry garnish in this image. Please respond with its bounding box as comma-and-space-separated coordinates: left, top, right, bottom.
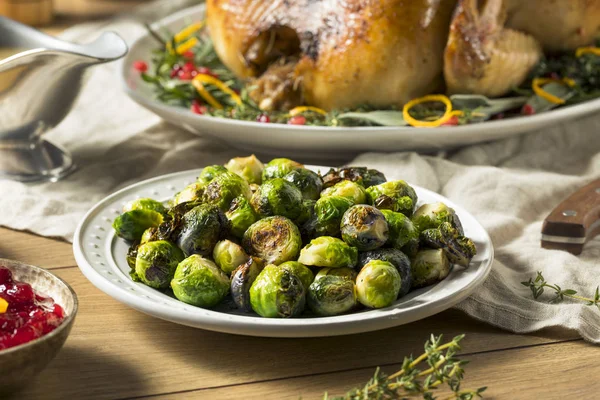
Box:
288, 115, 307, 125
178, 70, 194, 80
182, 61, 196, 73
440, 115, 459, 126
256, 114, 271, 123
521, 104, 535, 115
170, 64, 182, 78
183, 51, 195, 59
190, 100, 207, 115
133, 60, 148, 73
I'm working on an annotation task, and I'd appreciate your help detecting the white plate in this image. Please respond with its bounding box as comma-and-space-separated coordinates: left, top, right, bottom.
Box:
73, 166, 494, 337
120, 4, 600, 160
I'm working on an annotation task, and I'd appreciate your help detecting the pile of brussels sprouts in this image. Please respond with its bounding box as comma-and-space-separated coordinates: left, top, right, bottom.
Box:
112, 155, 477, 318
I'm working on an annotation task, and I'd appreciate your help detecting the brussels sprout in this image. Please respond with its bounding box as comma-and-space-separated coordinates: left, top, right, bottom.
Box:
313, 195, 355, 237
411, 249, 450, 288
380, 209, 419, 250
140, 227, 156, 244
197, 165, 228, 186
242, 216, 302, 264
358, 248, 412, 298
341, 205, 389, 251
321, 167, 387, 189
249, 264, 306, 317
401, 239, 420, 260
279, 261, 314, 290
283, 168, 323, 201
176, 204, 229, 257
420, 222, 476, 267
262, 158, 303, 181
366, 180, 418, 216
113, 210, 164, 241
298, 236, 358, 268
225, 195, 258, 238
321, 180, 367, 204
213, 239, 250, 275
356, 260, 401, 308
171, 183, 204, 206
250, 178, 303, 220
225, 154, 264, 184
315, 267, 357, 282
307, 275, 357, 316
203, 171, 252, 211
296, 199, 316, 226
123, 198, 166, 214
231, 257, 265, 312
412, 202, 464, 235
171, 255, 230, 307
134, 240, 184, 289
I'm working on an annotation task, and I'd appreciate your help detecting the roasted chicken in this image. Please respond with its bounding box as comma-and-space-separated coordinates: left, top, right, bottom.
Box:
206, 0, 600, 111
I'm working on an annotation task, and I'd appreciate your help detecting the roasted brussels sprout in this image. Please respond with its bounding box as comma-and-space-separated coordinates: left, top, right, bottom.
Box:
171, 183, 204, 206
113, 209, 164, 241
176, 204, 229, 257
356, 260, 401, 308
380, 209, 419, 250
420, 222, 476, 267
250, 178, 303, 220
296, 199, 316, 226
298, 236, 358, 268
171, 255, 230, 307
203, 171, 253, 211
231, 256, 265, 312
366, 180, 418, 216
197, 165, 228, 186
242, 216, 302, 264
249, 264, 306, 318
321, 167, 386, 189
213, 239, 250, 275
225, 195, 258, 238
123, 198, 166, 214
321, 180, 367, 204
134, 240, 184, 289
341, 205, 389, 251
307, 275, 357, 316
262, 158, 303, 181
412, 202, 464, 235
225, 154, 264, 184
411, 249, 450, 288
358, 248, 412, 298
279, 261, 314, 290
140, 227, 156, 244
313, 195, 354, 237
283, 168, 323, 201
315, 267, 357, 282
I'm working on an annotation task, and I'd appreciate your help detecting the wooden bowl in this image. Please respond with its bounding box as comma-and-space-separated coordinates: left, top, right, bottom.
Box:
0, 258, 78, 394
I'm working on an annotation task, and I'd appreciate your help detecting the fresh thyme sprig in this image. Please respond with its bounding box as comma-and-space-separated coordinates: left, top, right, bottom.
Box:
324, 334, 486, 400
521, 271, 600, 309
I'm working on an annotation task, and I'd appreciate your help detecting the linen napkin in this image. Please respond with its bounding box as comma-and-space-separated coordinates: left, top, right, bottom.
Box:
1, 16, 600, 343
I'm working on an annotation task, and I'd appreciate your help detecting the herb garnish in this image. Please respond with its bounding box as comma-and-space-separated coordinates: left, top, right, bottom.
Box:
522, 271, 600, 309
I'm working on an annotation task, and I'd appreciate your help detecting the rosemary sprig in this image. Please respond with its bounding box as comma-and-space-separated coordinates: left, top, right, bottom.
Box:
521, 271, 600, 309
324, 334, 486, 400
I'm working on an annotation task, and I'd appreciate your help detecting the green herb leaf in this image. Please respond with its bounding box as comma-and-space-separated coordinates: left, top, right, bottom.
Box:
336, 110, 408, 127
525, 82, 575, 113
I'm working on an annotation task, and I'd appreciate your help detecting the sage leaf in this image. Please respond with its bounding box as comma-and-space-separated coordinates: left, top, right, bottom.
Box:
337, 110, 408, 127
525, 82, 575, 113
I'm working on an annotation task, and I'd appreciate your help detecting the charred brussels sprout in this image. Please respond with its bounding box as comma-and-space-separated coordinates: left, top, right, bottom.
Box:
315, 267, 357, 282
356, 260, 401, 308
358, 248, 412, 298
321, 180, 367, 204
176, 204, 229, 257
171, 255, 230, 307
134, 240, 184, 289
225, 195, 258, 238
197, 165, 228, 186
123, 198, 166, 214
366, 180, 418, 216
411, 249, 450, 288
140, 227, 156, 244
298, 236, 358, 268
242, 216, 302, 264
321, 167, 386, 189
283, 168, 323, 201
420, 222, 476, 267
380, 209, 419, 250
213, 240, 250, 275
231, 257, 265, 312
262, 158, 303, 181
203, 171, 252, 211
225, 154, 264, 184
113, 209, 164, 241
279, 261, 314, 290
412, 202, 464, 235
249, 264, 306, 318
250, 178, 303, 220
313, 195, 354, 237
297, 199, 316, 226
307, 276, 357, 316
341, 205, 389, 251
171, 183, 204, 206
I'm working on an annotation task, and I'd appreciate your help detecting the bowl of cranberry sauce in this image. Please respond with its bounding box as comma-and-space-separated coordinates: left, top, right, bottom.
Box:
0, 258, 78, 394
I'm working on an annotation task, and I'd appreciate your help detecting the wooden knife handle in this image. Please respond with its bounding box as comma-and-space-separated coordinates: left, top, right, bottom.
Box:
541, 178, 600, 254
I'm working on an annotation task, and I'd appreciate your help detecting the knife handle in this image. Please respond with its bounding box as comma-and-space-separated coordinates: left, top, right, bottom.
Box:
541, 178, 600, 255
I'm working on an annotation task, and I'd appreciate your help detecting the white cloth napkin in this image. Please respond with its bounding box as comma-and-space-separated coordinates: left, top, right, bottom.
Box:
1, 18, 600, 342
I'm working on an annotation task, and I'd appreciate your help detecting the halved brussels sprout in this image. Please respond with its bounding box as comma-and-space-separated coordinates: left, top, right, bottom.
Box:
380, 209, 419, 250
279, 261, 314, 290
420, 222, 476, 267
315, 267, 357, 282
203, 171, 252, 211
358, 248, 412, 298
321, 167, 387, 189
412, 202, 464, 235
249, 264, 306, 318
307, 275, 357, 316
176, 204, 230, 257
134, 240, 184, 289
242, 216, 302, 265
313, 195, 355, 237
123, 198, 166, 214
283, 168, 323, 201
356, 260, 401, 308
341, 205, 389, 251
225, 195, 258, 238
197, 165, 228, 186
171, 182, 204, 206
113, 209, 164, 241
250, 178, 303, 220
171, 255, 230, 307
225, 155, 264, 184
140, 227, 156, 244
321, 180, 367, 204
262, 158, 304, 181
296, 199, 316, 226
213, 239, 250, 275
366, 180, 418, 216
298, 236, 358, 268
231, 257, 265, 312
411, 249, 450, 288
